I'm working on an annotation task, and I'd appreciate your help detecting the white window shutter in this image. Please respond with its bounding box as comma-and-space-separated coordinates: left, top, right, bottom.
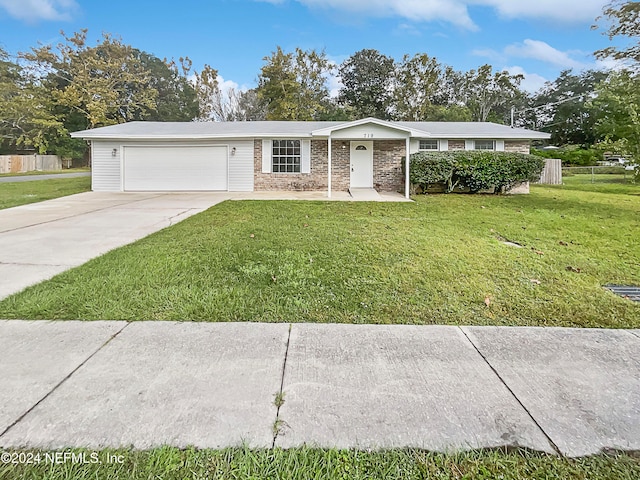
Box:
465, 140, 474, 150
496, 140, 505, 151
301, 139, 311, 173
439, 140, 448, 151
262, 140, 271, 173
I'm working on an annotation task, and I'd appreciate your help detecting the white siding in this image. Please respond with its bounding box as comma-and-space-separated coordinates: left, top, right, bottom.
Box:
227, 140, 254, 191
496, 140, 505, 151
331, 124, 409, 140
465, 140, 474, 151
439, 140, 448, 151
91, 141, 121, 191
410, 139, 420, 154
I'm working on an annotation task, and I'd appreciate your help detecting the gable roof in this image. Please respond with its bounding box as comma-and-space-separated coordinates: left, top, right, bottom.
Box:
71, 119, 550, 140
311, 117, 426, 137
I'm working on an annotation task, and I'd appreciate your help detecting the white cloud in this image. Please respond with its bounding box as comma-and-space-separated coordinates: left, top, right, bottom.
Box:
0, 0, 77, 22
471, 48, 505, 63
282, 0, 478, 30
258, 0, 607, 30
217, 75, 245, 94
505, 65, 548, 93
394, 23, 422, 37
471, 0, 605, 24
504, 39, 587, 70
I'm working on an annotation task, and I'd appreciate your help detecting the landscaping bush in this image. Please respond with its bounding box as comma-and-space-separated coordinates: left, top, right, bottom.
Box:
410, 151, 544, 194
531, 146, 602, 166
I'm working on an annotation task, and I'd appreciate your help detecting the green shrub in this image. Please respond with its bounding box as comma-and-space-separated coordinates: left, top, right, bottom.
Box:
531, 146, 602, 166
410, 151, 545, 194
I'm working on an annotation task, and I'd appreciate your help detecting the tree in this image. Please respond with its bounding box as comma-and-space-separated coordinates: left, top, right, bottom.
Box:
193, 64, 220, 121
237, 89, 267, 121
459, 65, 524, 123
206, 85, 267, 122
21, 30, 158, 129
392, 53, 442, 121
591, 70, 640, 162
139, 54, 198, 121
593, 1, 640, 66
338, 49, 395, 119
256, 46, 332, 120
532, 70, 608, 145
0, 47, 65, 154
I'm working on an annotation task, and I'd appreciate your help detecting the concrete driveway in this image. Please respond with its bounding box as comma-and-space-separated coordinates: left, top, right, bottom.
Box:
0, 192, 232, 299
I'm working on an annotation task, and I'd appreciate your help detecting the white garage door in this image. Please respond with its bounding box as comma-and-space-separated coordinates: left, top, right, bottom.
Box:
123, 145, 228, 191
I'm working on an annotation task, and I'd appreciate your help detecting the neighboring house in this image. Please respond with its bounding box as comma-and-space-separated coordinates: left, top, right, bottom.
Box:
71, 117, 550, 198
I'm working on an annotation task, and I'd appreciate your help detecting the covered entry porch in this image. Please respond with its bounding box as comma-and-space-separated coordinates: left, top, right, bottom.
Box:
311, 119, 416, 199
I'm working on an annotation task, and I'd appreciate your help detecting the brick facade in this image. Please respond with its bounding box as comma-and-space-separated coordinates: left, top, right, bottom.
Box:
254, 139, 329, 191
445, 140, 531, 153
448, 140, 466, 151
373, 140, 405, 191
252, 137, 529, 192
254, 139, 405, 193
504, 140, 530, 154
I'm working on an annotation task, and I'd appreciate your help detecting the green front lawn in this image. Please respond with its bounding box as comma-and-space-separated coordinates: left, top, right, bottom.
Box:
1, 447, 639, 480
0, 176, 92, 210
0, 167, 90, 177
0, 180, 637, 327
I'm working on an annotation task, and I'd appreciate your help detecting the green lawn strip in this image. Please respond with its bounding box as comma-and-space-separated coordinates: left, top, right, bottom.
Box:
0, 177, 91, 210
0, 168, 90, 177
0, 182, 637, 327
560, 173, 638, 195
1, 447, 638, 479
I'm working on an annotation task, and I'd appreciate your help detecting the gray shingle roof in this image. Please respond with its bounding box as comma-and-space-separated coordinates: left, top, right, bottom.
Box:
71, 119, 550, 140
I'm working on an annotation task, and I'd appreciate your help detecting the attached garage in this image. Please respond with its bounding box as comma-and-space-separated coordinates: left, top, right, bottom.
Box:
123, 145, 228, 191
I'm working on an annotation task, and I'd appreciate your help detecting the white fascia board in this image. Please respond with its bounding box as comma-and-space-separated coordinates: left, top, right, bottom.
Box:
437, 133, 551, 140
311, 117, 427, 137
71, 133, 315, 140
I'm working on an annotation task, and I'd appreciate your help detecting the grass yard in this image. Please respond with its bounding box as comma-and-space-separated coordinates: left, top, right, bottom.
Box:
0, 167, 90, 177
0, 178, 638, 327
0, 176, 91, 210
1, 447, 639, 480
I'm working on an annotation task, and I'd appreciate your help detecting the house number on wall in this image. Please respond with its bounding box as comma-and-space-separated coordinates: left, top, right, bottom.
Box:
363, 133, 374, 138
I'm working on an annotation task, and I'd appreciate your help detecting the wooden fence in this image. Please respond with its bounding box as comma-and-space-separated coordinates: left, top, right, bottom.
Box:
0, 155, 62, 174
538, 158, 562, 185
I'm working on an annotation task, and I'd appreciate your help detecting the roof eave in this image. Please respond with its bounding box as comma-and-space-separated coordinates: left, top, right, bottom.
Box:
72, 133, 316, 140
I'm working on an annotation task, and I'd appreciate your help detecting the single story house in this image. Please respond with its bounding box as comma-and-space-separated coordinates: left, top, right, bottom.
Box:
71, 118, 551, 198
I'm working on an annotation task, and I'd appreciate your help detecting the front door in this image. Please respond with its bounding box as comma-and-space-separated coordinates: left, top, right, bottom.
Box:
350, 141, 373, 188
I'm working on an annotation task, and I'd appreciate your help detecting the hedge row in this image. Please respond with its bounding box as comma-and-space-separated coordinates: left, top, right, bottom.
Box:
410, 151, 545, 194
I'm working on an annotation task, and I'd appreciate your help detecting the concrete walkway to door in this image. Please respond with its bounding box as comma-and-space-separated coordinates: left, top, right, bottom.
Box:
0, 192, 232, 300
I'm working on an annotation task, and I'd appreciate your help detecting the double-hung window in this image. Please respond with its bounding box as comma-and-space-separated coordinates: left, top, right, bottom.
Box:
419, 140, 439, 151
272, 140, 301, 173
474, 140, 495, 150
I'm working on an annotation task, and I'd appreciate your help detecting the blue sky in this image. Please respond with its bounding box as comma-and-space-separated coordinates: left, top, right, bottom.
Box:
0, 0, 621, 94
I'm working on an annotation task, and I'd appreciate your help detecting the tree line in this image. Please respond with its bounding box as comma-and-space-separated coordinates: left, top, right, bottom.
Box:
0, 1, 637, 163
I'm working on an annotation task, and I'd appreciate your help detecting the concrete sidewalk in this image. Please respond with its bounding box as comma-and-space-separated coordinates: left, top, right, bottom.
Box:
0, 321, 638, 457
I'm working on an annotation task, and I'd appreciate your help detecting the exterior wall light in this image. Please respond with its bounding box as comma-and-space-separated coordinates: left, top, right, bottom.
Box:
231, 147, 236, 156
112, 148, 118, 157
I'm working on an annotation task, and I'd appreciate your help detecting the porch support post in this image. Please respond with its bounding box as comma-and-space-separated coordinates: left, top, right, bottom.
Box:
405, 136, 410, 199
327, 136, 332, 198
